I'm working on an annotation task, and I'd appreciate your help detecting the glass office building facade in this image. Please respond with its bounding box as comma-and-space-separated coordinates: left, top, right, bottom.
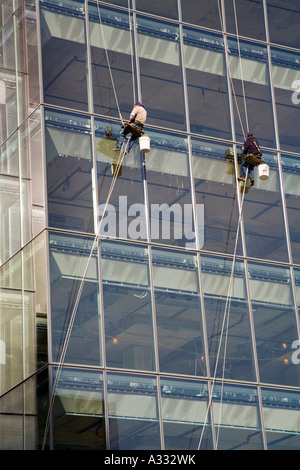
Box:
0, 0, 300, 450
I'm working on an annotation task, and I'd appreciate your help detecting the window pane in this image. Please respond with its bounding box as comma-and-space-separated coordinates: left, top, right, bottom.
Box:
49, 232, 102, 367
107, 372, 161, 449
271, 47, 300, 153
267, 0, 300, 49
262, 387, 300, 450
138, 16, 185, 131
225, 0, 265, 41
228, 38, 275, 148
88, 4, 135, 118
0, 175, 20, 264
182, 0, 222, 31
136, 0, 178, 20
201, 255, 256, 382
281, 153, 300, 264
152, 248, 206, 376
249, 262, 300, 387
51, 367, 105, 450
184, 27, 231, 140
192, 138, 243, 255
146, 130, 197, 249
41, 0, 88, 111
242, 150, 288, 263
212, 383, 263, 450
101, 241, 155, 371
45, 109, 94, 233
161, 377, 213, 450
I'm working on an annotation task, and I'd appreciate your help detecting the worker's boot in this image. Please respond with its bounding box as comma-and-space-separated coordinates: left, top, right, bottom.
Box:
237, 177, 245, 182
250, 179, 255, 186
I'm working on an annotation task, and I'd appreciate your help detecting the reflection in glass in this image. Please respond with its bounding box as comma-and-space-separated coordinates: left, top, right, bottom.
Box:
271, 47, 300, 153
161, 377, 213, 450
267, 0, 300, 49
201, 255, 256, 382
192, 138, 243, 256
249, 262, 300, 387
184, 27, 231, 140
138, 16, 185, 130
212, 383, 263, 450
107, 372, 160, 449
152, 248, 206, 376
225, 0, 265, 41
101, 241, 155, 371
262, 387, 300, 450
88, 4, 135, 118
181, 0, 222, 31
41, 0, 88, 111
136, 0, 178, 20
241, 151, 288, 262
281, 154, 300, 264
45, 109, 94, 233
49, 232, 102, 367
146, 130, 197, 248
227, 38, 274, 148
51, 367, 105, 450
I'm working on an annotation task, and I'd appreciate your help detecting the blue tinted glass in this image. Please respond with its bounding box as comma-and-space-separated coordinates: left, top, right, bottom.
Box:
107, 372, 161, 449
95, 118, 147, 242
184, 27, 231, 140
225, 0, 265, 41
45, 109, 94, 233
160, 377, 213, 450
100, 241, 155, 371
241, 151, 288, 262
262, 387, 300, 450
49, 232, 102, 367
267, 0, 300, 49
182, 0, 222, 31
88, 3, 135, 118
271, 47, 300, 153
146, 130, 197, 249
212, 383, 263, 450
41, 0, 88, 112
137, 16, 185, 131
227, 38, 275, 148
281, 154, 300, 264
152, 248, 206, 376
192, 138, 243, 256
136, 0, 178, 19
249, 262, 300, 387
201, 255, 256, 382
51, 367, 105, 450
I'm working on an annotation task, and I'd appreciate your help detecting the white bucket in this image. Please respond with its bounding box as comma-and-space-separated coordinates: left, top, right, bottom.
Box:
139, 135, 150, 153
258, 163, 269, 180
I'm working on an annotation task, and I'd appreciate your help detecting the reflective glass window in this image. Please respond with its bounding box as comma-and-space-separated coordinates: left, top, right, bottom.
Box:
271, 47, 300, 153
45, 109, 94, 233
49, 232, 102, 367
107, 372, 161, 449
267, 0, 300, 49
160, 377, 213, 450
0, 175, 20, 264
100, 241, 155, 371
88, 3, 135, 118
212, 383, 263, 450
225, 0, 265, 41
95, 118, 146, 242
201, 254, 256, 382
227, 38, 275, 148
262, 387, 300, 450
146, 130, 197, 249
137, 16, 185, 131
241, 150, 288, 263
152, 248, 206, 377
50, 367, 105, 450
40, 0, 88, 112
181, 0, 222, 31
192, 138, 243, 256
136, 0, 178, 20
281, 153, 300, 264
249, 262, 300, 387
183, 27, 231, 140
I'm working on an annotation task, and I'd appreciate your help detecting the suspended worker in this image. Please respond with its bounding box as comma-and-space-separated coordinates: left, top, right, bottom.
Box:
113, 102, 147, 154
237, 132, 262, 186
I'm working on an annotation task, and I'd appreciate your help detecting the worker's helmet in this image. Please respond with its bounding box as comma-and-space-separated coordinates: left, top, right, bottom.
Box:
134, 101, 142, 106
246, 132, 254, 138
